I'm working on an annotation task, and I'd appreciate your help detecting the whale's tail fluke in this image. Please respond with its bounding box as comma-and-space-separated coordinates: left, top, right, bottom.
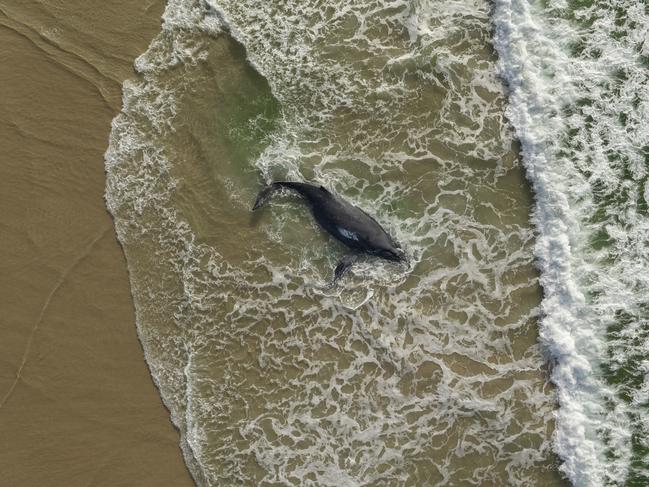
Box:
252, 183, 279, 210
252, 181, 310, 210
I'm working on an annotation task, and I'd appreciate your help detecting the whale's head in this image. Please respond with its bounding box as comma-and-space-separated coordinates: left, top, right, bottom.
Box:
377, 247, 406, 262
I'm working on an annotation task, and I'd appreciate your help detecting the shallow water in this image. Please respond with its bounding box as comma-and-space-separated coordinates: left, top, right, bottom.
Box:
106, 0, 570, 485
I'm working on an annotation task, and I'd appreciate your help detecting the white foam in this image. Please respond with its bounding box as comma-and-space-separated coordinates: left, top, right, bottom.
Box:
493, 0, 649, 484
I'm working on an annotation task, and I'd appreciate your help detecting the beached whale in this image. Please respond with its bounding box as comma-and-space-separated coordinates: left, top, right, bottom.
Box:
252, 181, 405, 283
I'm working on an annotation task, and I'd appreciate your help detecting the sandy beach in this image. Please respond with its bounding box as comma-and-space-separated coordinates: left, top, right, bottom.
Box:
0, 1, 194, 485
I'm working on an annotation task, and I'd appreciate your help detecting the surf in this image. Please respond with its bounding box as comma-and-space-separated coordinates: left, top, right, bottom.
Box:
492, 0, 649, 484
105, 0, 566, 484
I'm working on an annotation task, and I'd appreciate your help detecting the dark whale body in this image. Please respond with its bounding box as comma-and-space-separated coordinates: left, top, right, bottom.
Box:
253, 181, 404, 282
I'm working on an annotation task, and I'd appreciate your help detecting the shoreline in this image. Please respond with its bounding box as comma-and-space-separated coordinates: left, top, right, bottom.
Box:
0, 1, 194, 485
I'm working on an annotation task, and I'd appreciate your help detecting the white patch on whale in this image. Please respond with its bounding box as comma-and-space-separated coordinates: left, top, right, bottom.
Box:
337, 227, 359, 241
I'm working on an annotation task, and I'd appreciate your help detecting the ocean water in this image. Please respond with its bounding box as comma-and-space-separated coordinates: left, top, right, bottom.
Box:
105, 0, 646, 485
493, 0, 649, 485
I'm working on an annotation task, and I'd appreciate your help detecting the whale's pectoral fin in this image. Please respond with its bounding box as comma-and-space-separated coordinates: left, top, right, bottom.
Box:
252, 184, 278, 210
333, 253, 358, 284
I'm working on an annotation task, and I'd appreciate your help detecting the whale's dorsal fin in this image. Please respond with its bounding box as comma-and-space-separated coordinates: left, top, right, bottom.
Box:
319, 185, 330, 194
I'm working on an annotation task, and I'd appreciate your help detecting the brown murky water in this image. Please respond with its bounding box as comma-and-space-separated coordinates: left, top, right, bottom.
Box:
0, 1, 193, 485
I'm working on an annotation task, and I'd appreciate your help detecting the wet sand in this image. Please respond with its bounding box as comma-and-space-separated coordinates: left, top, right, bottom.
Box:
0, 1, 194, 485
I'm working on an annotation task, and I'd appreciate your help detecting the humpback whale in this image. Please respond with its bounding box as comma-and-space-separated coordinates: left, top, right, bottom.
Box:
252, 181, 405, 283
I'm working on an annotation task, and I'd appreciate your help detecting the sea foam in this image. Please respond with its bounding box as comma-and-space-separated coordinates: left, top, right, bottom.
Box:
493, 0, 649, 484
